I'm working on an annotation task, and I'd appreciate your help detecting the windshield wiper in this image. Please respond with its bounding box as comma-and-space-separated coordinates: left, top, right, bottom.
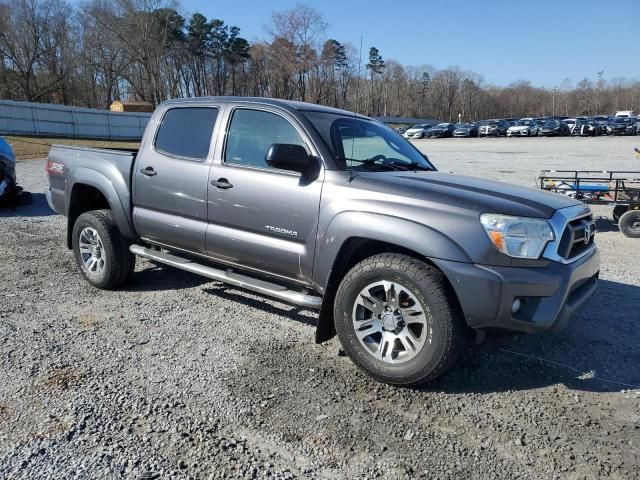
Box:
398, 161, 433, 171
337, 157, 394, 171
338, 157, 433, 172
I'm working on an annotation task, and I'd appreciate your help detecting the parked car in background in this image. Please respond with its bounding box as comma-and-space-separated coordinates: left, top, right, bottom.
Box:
539, 119, 570, 136
507, 119, 539, 137
394, 126, 408, 135
573, 119, 605, 136
615, 110, 635, 118
607, 117, 637, 135
453, 123, 479, 137
593, 115, 610, 130
403, 123, 432, 139
426, 123, 456, 138
534, 118, 551, 131
478, 119, 509, 137
561, 118, 578, 135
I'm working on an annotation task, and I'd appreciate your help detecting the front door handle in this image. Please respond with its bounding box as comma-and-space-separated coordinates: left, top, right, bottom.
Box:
211, 178, 233, 189
140, 166, 157, 177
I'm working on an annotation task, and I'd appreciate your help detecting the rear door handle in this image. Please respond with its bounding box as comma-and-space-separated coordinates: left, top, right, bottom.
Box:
140, 166, 157, 177
211, 178, 233, 189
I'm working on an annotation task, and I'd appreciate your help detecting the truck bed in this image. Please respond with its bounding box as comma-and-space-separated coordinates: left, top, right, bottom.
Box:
46, 144, 139, 241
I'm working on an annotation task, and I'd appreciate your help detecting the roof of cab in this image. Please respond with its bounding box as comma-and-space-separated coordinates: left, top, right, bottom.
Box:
160, 96, 370, 119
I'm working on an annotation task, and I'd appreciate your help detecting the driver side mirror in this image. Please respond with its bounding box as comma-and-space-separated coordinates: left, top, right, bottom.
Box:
265, 144, 315, 175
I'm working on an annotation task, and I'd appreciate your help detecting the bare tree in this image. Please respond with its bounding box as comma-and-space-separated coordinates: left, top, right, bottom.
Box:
0, 0, 74, 101
2, 0, 640, 120
269, 4, 326, 102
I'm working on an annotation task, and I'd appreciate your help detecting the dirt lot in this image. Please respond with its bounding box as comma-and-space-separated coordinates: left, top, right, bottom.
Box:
1, 136, 639, 479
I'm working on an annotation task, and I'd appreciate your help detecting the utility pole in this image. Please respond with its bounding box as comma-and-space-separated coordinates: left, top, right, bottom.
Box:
596, 70, 604, 113
552, 86, 557, 117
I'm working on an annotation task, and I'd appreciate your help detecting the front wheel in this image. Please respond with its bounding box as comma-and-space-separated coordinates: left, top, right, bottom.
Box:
619, 209, 640, 238
72, 209, 135, 289
333, 253, 467, 386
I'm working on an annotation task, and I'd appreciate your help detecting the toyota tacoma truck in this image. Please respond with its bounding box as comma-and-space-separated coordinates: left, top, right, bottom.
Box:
45, 97, 600, 386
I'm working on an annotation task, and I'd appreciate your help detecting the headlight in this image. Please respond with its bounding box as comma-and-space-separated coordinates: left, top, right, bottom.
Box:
480, 214, 554, 259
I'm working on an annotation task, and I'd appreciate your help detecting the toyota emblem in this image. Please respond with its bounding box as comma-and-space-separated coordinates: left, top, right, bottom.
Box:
584, 222, 593, 244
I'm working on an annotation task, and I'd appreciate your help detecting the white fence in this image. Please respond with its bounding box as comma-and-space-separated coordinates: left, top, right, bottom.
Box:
0, 100, 150, 140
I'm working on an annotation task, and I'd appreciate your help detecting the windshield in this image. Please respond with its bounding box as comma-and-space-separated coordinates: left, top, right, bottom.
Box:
409, 124, 424, 129
436, 123, 450, 128
544, 120, 559, 127
517, 120, 531, 126
303, 111, 436, 172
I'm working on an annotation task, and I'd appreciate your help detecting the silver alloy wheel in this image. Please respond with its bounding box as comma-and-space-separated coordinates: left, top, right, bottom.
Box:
78, 227, 106, 275
352, 280, 431, 364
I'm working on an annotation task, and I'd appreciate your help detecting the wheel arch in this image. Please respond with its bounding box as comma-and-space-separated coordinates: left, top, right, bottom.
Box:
65, 169, 135, 249
314, 213, 470, 343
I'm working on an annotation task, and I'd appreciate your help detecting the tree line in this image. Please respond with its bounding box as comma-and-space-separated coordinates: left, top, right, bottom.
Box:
1, 0, 639, 121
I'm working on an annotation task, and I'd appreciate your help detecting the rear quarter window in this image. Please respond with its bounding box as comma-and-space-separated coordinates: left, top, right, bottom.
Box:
154, 107, 218, 160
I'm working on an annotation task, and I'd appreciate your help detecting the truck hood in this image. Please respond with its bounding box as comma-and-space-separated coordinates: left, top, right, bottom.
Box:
352, 171, 581, 218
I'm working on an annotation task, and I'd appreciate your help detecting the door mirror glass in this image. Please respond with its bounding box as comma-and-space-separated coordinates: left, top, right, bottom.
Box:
265, 144, 314, 174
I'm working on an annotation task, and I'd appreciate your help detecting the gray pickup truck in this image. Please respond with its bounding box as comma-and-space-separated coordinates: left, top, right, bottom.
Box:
46, 97, 600, 385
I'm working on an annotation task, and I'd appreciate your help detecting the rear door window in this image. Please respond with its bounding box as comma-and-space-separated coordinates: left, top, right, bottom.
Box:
154, 107, 218, 160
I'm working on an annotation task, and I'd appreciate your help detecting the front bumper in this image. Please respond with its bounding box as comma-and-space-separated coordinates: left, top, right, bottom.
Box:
479, 129, 498, 136
507, 129, 530, 136
434, 248, 600, 333
608, 128, 633, 135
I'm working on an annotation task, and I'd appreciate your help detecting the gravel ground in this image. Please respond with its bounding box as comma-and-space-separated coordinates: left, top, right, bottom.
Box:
1, 136, 639, 479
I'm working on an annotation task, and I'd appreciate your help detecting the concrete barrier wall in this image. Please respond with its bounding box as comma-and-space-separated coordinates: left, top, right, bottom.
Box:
0, 100, 151, 140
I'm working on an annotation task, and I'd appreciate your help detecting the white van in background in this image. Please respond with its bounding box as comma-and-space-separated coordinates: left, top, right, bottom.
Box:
615, 110, 635, 118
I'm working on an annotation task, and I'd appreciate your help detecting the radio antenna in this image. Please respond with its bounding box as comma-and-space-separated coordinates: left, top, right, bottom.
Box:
355, 35, 363, 116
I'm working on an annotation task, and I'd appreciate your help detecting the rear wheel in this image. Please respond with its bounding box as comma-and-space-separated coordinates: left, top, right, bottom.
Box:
72, 209, 135, 289
618, 209, 640, 238
333, 253, 467, 386
613, 205, 628, 222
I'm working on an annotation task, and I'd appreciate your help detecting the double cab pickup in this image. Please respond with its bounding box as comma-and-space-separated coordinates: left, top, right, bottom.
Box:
46, 97, 600, 385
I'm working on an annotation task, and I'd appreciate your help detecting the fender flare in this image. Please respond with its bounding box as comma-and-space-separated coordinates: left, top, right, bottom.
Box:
65, 167, 136, 244
314, 211, 470, 291
313, 211, 471, 343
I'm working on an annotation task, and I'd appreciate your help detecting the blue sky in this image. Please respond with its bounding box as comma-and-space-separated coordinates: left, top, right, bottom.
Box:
182, 0, 639, 88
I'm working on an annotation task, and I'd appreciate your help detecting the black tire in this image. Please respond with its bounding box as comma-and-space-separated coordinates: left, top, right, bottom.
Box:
618, 209, 640, 238
333, 253, 467, 386
613, 205, 628, 222
72, 209, 135, 289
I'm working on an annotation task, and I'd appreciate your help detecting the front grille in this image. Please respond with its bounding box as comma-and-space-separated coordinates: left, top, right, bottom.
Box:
557, 215, 596, 260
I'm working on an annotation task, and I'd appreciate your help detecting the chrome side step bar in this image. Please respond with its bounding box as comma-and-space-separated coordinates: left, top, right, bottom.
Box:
129, 245, 323, 309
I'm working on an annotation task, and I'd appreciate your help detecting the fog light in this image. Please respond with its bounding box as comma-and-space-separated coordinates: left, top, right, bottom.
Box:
511, 298, 522, 314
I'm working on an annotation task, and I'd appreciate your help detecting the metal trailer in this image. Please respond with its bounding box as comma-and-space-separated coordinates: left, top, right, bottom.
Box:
538, 169, 640, 238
